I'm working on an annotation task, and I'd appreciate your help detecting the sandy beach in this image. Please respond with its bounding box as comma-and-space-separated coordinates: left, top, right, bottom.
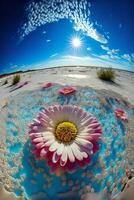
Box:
0, 66, 134, 200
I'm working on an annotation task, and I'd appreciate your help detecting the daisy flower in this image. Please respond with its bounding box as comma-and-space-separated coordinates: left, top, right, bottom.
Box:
29, 105, 102, 173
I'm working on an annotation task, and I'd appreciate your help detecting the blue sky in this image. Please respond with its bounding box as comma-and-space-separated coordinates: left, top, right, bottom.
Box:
1, 0, 134, 74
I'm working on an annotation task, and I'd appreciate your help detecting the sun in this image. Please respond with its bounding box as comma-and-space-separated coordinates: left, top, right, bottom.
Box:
71, 37, 82, 48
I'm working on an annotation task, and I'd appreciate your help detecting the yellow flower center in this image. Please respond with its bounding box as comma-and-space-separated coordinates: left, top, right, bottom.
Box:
55, 121, 77, 144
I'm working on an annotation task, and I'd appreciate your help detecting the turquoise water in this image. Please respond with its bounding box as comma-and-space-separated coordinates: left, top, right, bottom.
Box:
5, 84, 130, 200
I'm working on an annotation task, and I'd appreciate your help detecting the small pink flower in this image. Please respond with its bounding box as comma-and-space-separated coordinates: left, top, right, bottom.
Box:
42, 82, 54, 89
115, 108, 128, 121
59, 86, 76, 95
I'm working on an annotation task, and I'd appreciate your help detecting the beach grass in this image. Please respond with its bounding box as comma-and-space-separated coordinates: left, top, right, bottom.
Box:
12, 74, 21, 85
97, 68, 115, 81
3, 79, 8, 85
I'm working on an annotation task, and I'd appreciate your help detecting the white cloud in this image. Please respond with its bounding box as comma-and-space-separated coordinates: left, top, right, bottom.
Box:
101, 44, 134, 65
101, 45, 109, 51
87, 47, 92, 51
101, 45, 119, 56
43, 30, 46, 34
100, 45, 134, 65
46, 39, 51, 42
99, 55, 110, 59
20, 0, 107, 44
50, 53, 58, 58
131, 54, 134, 62
122, 54, 131, 61
95, 21, 102, 28
122, 54, 134, 63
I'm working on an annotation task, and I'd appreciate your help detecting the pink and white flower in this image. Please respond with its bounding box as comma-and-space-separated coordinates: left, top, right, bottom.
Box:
42, 82, 54, 89
115, 108, 128, 121
29, 105, 102, 173
58, 86, 76, 95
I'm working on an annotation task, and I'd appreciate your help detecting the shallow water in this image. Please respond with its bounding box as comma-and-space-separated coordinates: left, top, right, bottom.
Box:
3, 84, 133, 200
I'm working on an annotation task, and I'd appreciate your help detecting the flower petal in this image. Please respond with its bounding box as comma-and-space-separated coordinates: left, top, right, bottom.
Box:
71, 143, 83, 161
90, 133, 101, 140
44, 139, 55, 146
60, 146, 68, 166
75, 137, 93, 149
52, 152, 60, 163
49, 141, 60, 152
66, 146, 75, 162
56, 143, 64, 156
40, 148, 47, 158
35, 142, 45, 149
